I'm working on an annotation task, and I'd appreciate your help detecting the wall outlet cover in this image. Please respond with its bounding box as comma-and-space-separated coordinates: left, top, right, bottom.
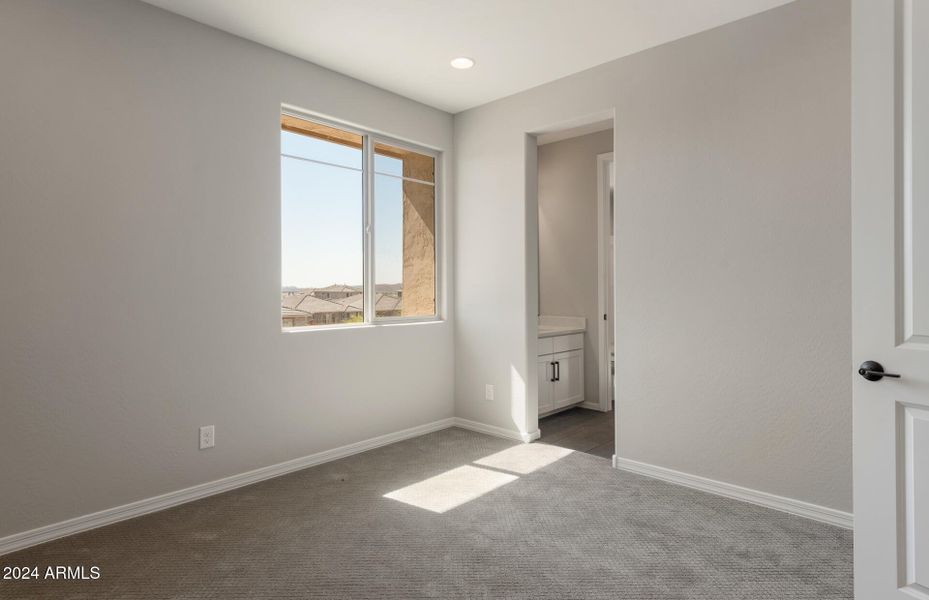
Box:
199, 425, 215, 450
485, 384, 495, 401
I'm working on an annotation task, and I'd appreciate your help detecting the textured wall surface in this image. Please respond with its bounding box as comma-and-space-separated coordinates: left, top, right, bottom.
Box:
400, 152, 437, 317
0, 0, 453, 538
455, 0, 851, 510
538, 129, 614, 407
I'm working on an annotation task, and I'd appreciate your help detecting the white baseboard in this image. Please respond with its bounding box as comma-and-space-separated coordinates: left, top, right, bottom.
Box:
523, 429, 541, 442
0, 417, 457, 557
612, 456, 853, 529
3, 420, 847, 557
579, 401, 608, 412
452, 418, 540, 443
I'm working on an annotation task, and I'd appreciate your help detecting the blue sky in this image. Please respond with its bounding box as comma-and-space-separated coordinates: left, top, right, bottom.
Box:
281, 131, 403, 288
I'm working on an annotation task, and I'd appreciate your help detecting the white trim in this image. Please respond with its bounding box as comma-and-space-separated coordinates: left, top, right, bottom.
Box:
596, 152, 614, 414
281, 317, 444, 334
0, 416, 544, 556
363, 131, 375, 324
452, 418, 540, 443
531, 111, 614, 144
536, 119, 614, 146
0, 417, 456, 557
612, 456, 853, 529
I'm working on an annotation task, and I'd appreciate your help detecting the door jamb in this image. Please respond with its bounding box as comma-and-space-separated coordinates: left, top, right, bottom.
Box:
596, 152, 614, 413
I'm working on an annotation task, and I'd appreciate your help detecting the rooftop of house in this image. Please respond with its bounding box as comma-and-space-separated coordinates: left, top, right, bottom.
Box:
283, 288, 403, 315
313, 284, 363, 293
292, 294, 357, 315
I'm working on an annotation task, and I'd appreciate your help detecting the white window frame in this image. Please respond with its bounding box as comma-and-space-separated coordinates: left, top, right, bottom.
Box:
281, 107, 442, 331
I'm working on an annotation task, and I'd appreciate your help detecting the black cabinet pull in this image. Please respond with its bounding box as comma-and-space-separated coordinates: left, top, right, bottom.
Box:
554, 361, 560, 381
550, 362, 556, 382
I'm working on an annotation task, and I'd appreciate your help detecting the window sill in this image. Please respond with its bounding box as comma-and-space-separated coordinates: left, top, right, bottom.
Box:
281, 317, 444, 334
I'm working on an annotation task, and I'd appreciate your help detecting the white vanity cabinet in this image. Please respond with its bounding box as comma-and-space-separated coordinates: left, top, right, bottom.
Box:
537, 333, 584, 416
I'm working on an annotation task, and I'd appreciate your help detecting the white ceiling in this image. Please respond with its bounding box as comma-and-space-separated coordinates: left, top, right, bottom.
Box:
142, 0, 795, 114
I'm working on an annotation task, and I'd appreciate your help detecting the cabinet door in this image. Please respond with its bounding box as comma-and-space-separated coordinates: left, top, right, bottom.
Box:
552, 350, 584, 409
537, 356, 554, 414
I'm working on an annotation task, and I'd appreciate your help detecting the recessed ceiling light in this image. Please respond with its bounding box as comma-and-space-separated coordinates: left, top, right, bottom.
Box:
450, 57, 475, 70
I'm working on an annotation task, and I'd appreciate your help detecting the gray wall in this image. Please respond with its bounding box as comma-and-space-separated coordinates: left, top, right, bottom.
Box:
455, 0, 852, 511
0, 0, 454, 538
538, 130, 614, 407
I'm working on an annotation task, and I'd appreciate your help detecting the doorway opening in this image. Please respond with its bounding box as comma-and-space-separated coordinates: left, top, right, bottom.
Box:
529, 115, 615, 458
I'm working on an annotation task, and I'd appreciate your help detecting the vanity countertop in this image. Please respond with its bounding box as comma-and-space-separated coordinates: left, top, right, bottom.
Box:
538, 325, 586, 338
538, 315, 586, 338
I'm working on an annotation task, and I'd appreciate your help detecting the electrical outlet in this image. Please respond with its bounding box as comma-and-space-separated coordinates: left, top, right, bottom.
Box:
199, 425, 215, 450
484, 384, 495, 401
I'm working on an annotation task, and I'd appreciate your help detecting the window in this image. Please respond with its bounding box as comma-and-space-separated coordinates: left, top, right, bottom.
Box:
280, 112, 438, 329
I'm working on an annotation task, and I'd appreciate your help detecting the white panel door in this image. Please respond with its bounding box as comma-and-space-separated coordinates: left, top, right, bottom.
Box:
853, 2, 929, 598
552, 350, 583, 409
538, 356, 554, 414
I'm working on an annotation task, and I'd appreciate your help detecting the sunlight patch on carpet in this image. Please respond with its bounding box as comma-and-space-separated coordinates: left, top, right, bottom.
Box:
473, 443, 573, 475
384, 465, 518, 513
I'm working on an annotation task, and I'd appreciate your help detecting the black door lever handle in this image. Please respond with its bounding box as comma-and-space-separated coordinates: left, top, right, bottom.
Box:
858, 361, 901, 381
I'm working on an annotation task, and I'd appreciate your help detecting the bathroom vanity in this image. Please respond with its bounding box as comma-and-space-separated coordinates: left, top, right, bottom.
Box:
537, 317, 585, 416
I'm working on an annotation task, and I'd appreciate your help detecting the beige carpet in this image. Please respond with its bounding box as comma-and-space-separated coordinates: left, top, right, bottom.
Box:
0, 427, 852, 599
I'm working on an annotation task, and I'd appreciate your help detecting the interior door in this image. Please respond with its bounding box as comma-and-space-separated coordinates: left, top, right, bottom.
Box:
538, 356, 554, 414
853, 2, 929, 598
552, 350, 583, 409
